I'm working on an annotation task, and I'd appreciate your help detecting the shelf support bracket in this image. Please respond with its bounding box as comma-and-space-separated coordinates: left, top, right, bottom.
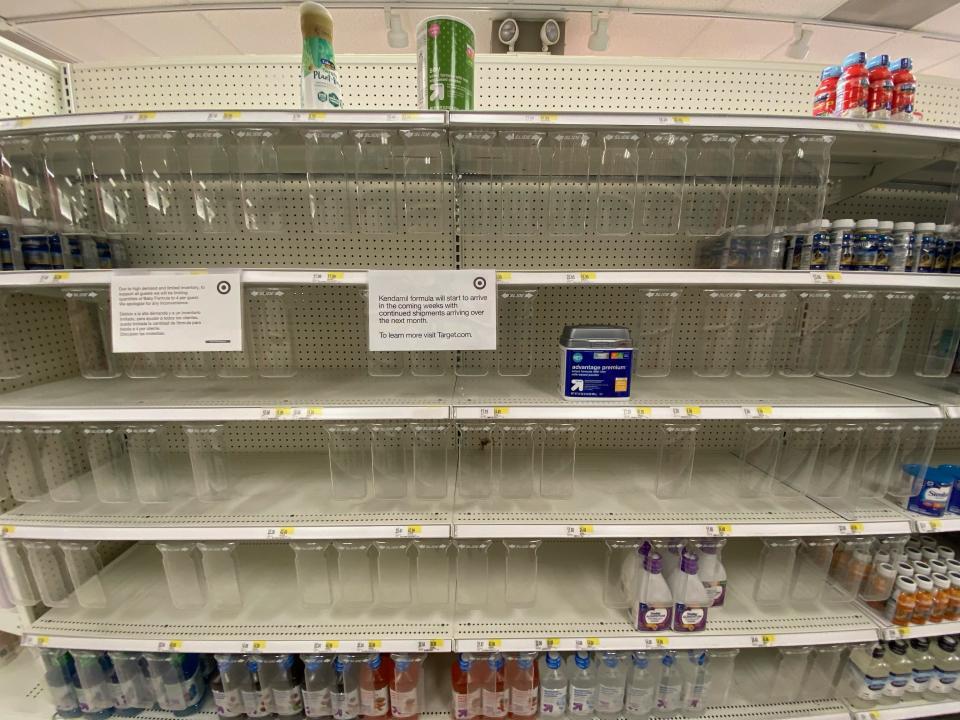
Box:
826, 152, 946, 205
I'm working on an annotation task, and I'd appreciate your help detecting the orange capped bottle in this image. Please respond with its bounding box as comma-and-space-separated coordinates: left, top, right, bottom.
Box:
886, 575, 917, 627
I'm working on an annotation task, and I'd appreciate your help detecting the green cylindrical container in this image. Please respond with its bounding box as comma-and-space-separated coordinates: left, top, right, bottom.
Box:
416, 16, 476, 110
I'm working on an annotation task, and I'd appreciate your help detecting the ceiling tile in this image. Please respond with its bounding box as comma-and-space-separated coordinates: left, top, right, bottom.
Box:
867, 34, 960, 70
913, 2, 960, 32
22, 17, 155, 61
723, 0, 848, 19
105, 11, 240, 56
201, 8, 299, 55
680, 17, 793, 58
0, 0, 81, 20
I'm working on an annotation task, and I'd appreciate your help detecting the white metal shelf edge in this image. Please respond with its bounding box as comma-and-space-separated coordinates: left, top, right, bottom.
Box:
4, 269, 960, 292
452, 406, 944, 421
0, 406, 452, 422
21, 635, 450, 654
851, 699, 960, 719
2, 523, 450, 541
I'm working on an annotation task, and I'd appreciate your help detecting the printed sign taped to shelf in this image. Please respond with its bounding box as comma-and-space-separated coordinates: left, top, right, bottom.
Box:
367, 270, 496, 351
111, 270, 243, 353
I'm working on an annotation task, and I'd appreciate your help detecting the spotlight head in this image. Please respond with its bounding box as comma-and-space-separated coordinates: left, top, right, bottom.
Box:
498, 18, 519, 51
385, 8, 408, 49
588, 11, 609, 52
540, 18, 560, 51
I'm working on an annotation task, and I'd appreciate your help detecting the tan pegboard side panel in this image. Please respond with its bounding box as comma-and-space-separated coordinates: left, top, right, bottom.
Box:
0, 47, 63, 118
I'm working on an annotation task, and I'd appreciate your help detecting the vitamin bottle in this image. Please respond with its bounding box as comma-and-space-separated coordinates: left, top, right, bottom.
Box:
916, 223, 938, 273
912, 574, 935, 624
884, 575, 917, 626
946, 571, 960, 621
861, 562, 896, 610
930, 573, 952, 623
892, 221, 915, 272
876, 220, 894, 271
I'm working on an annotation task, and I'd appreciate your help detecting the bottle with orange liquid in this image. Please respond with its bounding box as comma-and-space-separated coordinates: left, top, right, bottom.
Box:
504, 653, 538, 720
360, 654, 390, 719
885, 575, 917, 627
912, 575, 935, 624
389, 654, 424, 720
930, 573, 952, 623
946, 572, 960, 621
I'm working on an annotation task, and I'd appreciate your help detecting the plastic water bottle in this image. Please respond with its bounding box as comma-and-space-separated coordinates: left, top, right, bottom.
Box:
144, 653, 207, 717
257, 654, 305, 720
38, 648, 82, 719
595, 652, 627, 720
211, 654, 247, 719
566, 652, 597, 717
680, 651, 710, 716
652, 652, 681, 717
624, 652, 656, 720
71, 650, 115, 720
537, 652, 567, 717
301, 654, 334, 719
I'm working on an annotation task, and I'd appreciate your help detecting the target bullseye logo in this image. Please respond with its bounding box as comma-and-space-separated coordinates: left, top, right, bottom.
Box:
216, 280, 232, 294
473, 276, 486, 290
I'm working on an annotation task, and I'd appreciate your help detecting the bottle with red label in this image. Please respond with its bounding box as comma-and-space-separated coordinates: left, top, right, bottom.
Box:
892, 57, 917, 122
836, 51, 869, 118
813, 65, 841, 117
867, 54, 894, 119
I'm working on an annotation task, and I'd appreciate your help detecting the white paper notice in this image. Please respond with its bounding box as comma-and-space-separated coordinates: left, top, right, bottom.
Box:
111, 270, 243, 353
368, 270, 497, 351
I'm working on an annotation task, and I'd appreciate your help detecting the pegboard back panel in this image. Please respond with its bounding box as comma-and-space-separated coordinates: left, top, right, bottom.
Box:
67, 54, 960, 128
828, 187, 951, 223
0, 42, 63, 118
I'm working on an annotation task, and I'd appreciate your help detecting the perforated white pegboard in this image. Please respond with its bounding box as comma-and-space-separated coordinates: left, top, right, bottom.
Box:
66, 54, 960, 127
828, 187, 952, 223
0, 49, 62, 118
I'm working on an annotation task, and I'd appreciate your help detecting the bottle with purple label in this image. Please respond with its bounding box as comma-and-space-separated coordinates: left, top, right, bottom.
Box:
697, 540, 727, 607
671, 551, 710, 632
633, 552, 672, 632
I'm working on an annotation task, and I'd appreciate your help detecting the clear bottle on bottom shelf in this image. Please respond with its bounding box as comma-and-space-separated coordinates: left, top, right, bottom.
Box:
842, 643, 889, 709
537, 652, 568, 718
925, 635, 960, 701
566, 652, 597, 717
594, 652, 627, 720
652, 651, 682, 717
624, 651, 657, 720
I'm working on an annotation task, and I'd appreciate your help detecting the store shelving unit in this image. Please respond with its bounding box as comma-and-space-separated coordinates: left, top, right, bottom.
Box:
1, 69, 960, 720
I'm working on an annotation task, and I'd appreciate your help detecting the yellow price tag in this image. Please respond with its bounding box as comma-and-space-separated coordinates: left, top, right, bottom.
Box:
654, 637, 669, 647
545, 638, 560, 649
717, 524, 732, 536
1, 526, 14, 537
223, 111, 242, 120
585, 638, 599, 648
137, 112, 156, 121
368, 640, 382, 650
407, 525, 422, 536
169, 640, 182, 650
279, 527, 295, 537
636, 407, 652, 417
487, 639, 502, 649
327, 271, 344, 281
325, 640, 340, 650
850, 522, 864, 533
757, 406, 773, 417
579, 525, 594, 536
826, 271, 842, 281
14, 118, 31, 128
252, 640, 267, 651
686, 406, 701, 416
540, 113, 559, 122
309, 112, 327, 120
52, 272, 70, 281
761, 634, 776, 645
36, 636, 49, 646
868, 122, 885, 131
494, 407, 510, 417
672, 115, 691, 124
275, 407, 293, 418
429, 639, 443, 650
496, 272, 512, 281
307, 407, 323, 418
580, 272, 597, 282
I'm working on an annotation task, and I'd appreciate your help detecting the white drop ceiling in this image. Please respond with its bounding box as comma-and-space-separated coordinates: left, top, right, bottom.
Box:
0, 0, 959, 79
